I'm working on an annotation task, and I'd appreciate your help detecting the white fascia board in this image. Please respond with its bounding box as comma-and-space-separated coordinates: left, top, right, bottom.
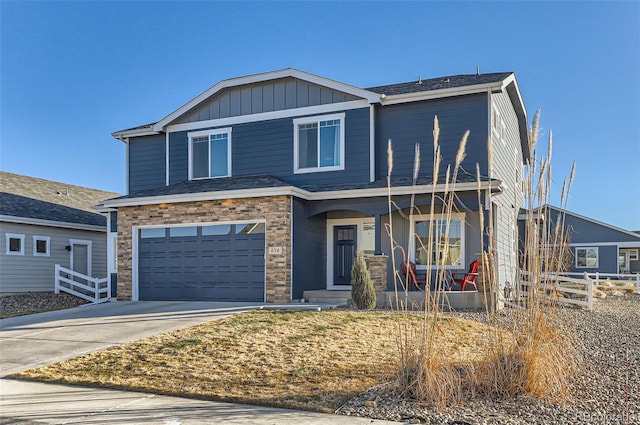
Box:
166, 100, 370, 134
153, 68, 381, 132
112, 127, 159, 141
0, 215, 106, 232
380, 81, 504, 106
99, 180, 500, 208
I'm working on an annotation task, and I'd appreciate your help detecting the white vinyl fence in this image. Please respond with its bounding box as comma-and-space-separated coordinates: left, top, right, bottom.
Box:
54, 264, 110, 304
506, 271, 594, 311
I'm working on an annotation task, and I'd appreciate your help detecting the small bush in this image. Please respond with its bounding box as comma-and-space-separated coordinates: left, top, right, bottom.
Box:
351, 251, 376, 309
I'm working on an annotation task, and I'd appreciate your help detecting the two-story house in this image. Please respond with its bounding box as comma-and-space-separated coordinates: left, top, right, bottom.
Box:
99, 68, 528, 303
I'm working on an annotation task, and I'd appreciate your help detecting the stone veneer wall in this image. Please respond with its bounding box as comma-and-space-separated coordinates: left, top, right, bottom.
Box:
365, 255, 388, 292
116, 195, 292, 303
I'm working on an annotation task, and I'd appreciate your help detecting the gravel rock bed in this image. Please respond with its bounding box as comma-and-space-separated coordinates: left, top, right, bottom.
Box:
0, 292, 88, 317
337, 294, 639, 424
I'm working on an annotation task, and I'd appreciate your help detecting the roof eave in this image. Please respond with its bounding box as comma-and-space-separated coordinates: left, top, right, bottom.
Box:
99, 180, 502, 208
380, 80, 506, 106
111, 126, 160, 142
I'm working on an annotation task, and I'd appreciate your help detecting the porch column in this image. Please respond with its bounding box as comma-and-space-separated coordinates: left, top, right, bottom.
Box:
374, 214, 383, 255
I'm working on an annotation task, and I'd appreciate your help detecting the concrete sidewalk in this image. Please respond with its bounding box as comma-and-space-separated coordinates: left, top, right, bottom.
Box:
0, 301, 402, 424
0, 380, 399, 424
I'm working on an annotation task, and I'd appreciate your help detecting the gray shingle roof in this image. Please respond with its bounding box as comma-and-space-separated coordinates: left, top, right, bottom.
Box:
0, 171, 120, 213
1, 192, 107, 227
112, 175, 290, 200
108, 173, 493, 202
0, 172, 120, 227
366, 72, 513, 96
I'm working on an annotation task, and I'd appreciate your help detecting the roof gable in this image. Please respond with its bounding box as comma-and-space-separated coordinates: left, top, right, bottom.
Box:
544, 205, 640, 242
152, 68, 381, 132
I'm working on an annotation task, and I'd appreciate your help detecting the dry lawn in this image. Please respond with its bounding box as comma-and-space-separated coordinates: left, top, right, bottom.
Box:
14, 310, 496, 412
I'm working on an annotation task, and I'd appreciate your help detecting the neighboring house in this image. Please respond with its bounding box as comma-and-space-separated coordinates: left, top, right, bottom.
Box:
0, 172, 119, 294
539, 205, 640, 275
99, 68, 528, 303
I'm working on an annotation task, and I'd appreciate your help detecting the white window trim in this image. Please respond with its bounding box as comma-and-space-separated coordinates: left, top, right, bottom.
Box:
409, 213, 466, 270
326, 217, 375, 290
628, 249, 639, 261
33, 235, 51, 257
293, 112, 345, 174
6, 233, 25, 256
187, 127, 232, 180
575, 247, 599, 269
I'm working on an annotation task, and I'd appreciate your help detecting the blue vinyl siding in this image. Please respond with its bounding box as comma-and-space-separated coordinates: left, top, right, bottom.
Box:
168, 107, 371, 187
570, 245, 618, 274
168, 131, 188, 185
560, 213, 640, 244
128, 134, 166, 194
375, 93, 489, 180
292, 199, 326, 298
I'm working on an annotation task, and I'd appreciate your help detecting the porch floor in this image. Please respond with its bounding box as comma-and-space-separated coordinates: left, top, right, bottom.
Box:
302, 289, 496, 311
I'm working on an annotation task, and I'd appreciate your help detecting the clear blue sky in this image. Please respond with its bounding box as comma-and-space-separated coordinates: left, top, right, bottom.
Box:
1, 1, 639, 230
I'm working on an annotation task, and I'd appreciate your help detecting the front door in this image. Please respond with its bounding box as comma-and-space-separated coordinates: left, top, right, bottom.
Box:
334, 225, 357, 285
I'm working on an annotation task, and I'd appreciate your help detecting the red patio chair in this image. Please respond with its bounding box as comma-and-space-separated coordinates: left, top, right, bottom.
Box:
401, 261, 427, 290
450, 259, 479, 291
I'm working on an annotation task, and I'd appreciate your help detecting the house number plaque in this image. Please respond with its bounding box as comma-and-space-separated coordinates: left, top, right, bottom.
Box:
268, 247, 283, 255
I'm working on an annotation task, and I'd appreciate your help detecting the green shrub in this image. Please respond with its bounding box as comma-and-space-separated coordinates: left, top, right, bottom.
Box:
350, 251, 376, 310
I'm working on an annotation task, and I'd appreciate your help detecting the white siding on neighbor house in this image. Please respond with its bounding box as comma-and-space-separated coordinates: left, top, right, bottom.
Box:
0, 222, 107, 294
490, 91, 525, 290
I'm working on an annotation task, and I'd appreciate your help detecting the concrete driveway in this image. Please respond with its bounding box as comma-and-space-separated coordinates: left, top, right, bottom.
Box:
0, 301, 401, 424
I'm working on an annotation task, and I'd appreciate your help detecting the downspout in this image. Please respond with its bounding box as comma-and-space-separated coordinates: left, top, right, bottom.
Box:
125, 137, 130, 195
165, 132, 170, 186
369, 104, 375, 182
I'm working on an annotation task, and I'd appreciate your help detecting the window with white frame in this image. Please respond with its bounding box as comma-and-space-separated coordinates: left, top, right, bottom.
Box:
294, 113, 344, 173
189, 128, 231, 179
576, 247, 598, 268
629, 249, 639, 261
6, 233, 25, 255
413, 214, 465, 268
33, 236, 50, 256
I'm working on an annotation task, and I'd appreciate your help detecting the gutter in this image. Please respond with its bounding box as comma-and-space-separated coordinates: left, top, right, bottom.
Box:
0, 215, 106, 232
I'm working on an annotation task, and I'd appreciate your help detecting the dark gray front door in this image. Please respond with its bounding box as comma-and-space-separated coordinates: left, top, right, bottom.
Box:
138, 224, 265, 301
334, 225, 357, 285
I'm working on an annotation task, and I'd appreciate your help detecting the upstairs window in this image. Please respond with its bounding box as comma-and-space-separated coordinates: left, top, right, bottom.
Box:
188, 128, 231, 179
294, 113, 344, 173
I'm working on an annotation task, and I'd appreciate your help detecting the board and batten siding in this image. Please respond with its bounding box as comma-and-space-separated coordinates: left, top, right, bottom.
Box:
489, 90, 526, 291
0, 222, 107, 294
176, 77, 360, 124
128, 134, 166, 194
375, 93, 489, 180
168, 107, 371, 187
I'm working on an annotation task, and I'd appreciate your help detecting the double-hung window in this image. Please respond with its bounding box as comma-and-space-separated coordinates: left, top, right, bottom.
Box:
412, 214, 465, 268
294, 113, 345, 173
188, 128, 231, 179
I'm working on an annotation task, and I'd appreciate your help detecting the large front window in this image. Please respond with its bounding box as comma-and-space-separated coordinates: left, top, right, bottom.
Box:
189, 128, 231, 179
413, 215, 464, 268
294, 113, 344, 173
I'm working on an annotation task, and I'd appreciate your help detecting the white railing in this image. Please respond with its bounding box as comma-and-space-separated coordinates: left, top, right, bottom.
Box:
54, 264, 110, 304
506, 271, 594, 311
558, 271, 640, 294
